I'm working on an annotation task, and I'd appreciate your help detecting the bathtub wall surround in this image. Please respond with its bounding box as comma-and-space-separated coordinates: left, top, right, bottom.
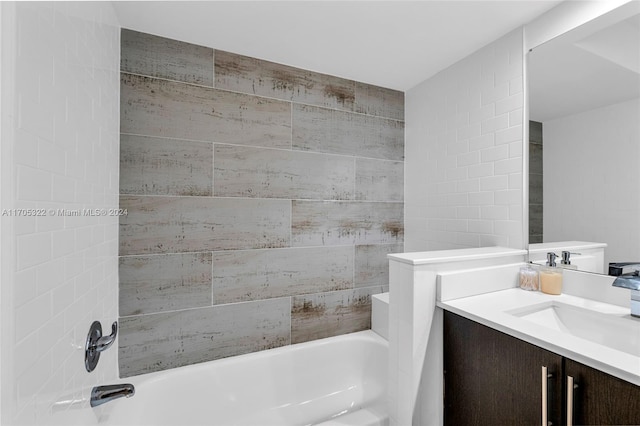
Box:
0, 2, 121, 425
118, 29, 404, 377
404, 28, 525, 252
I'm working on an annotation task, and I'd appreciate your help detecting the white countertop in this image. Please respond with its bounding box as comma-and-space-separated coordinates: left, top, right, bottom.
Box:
388, 246, 526, 266
528, 241, 607, 253
438, 288, 640, 386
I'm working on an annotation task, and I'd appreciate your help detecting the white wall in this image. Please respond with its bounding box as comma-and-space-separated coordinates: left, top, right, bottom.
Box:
544, 98, 640, 267
405, 28, 524, 252
0, 2, 120, 424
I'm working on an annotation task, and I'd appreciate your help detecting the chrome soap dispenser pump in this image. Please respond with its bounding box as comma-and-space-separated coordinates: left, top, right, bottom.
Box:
560, 251, 579, 269
540, 252, 563, 295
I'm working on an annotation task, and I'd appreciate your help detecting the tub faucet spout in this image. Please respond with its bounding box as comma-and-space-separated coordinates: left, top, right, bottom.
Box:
90, 384, 135, 407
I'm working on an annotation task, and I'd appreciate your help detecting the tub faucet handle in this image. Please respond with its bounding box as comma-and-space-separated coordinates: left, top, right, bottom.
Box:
95, 322, 117, 352
85, 321, 118, 372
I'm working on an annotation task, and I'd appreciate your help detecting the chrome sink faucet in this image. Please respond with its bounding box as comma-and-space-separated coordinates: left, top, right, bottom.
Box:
90, 384, 135, 407
610, 263, 640, 318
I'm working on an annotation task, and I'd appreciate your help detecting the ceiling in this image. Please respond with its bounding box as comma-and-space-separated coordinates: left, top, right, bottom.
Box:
530, 8, 640, 122
113, 1, 562, 91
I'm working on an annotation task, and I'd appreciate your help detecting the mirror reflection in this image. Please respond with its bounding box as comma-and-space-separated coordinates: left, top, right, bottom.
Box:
528, 5, 640, 271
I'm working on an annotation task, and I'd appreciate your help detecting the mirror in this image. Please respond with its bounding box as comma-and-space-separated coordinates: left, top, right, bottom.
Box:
528, 3, 640, 271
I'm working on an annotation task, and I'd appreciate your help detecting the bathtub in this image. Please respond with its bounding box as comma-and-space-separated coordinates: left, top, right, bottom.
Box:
100, 330, 388, 426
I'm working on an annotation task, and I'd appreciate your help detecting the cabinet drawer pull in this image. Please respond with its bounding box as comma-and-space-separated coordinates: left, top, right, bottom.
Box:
542, 366, 553, 426
567, 375, 578, 426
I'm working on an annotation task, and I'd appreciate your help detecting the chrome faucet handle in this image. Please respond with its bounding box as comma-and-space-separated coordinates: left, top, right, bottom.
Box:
609, 262, 640, 276
95, 322, 117, 352
85, 321, 118, 372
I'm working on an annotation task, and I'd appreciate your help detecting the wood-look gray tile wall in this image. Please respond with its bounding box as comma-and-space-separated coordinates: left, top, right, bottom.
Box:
121, 29, 214, 86
214, 145, 355, 200
529, 121, 543, 243
291, 286, 385, 344
121, 73, 292, 148
119, 297, 291, 377
119, 29, 404, 376
215, 50, 356, 112
293, 104, 404, 161
355, 158, 404, 201
119, 252, 213, 316
291, 201, 404, 246
212, 246, 354, 304
355, 244, 404, 288
120, 134, 213, 196
119, 196, 291, 255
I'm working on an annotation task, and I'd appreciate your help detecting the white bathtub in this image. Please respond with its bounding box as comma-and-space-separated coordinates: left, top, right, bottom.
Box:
100, 330, 388, 426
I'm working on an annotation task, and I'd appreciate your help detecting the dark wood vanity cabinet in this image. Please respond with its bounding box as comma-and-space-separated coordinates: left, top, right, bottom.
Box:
564, 358, 640, 425
444, 311, 640, 426
444, 311, 563, 425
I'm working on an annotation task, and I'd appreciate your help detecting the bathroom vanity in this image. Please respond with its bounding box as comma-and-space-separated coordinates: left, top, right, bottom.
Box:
438, 270, 640, 426
443, 311, 640, 425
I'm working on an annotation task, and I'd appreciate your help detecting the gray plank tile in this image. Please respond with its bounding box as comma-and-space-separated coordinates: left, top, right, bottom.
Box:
212, 246, 354, 304
215, 50, 355, 111
529, 120, 543, 145
529, 235, 543, 244
119, 196, 290, 255
214, 145, 355, 200
291, 286, 385, 344
354, 244, 404, 288
354, 82, 404, 120
120, 134, 213, 196
292, 104, 404, 161
119, 298, 291, 377
529, 142, 543, 175
291, 201, 404, 246
529, 203, 543, 237
119, 252, 212, 316
528, 172, 543, 205
355, 158, 404, 202
121, 73, 291, 149
121, 29, 214, 86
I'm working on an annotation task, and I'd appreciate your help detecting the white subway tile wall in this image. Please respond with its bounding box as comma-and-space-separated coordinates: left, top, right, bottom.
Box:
405, 29, 524, 251
3, 2, 120, 424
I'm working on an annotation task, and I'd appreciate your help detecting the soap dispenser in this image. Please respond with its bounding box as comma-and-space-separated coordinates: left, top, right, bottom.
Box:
560, 251, 578, 270
540, 252, 563, 295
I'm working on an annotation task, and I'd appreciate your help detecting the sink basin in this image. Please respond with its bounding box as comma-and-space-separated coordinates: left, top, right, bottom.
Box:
508, 302, 640, 356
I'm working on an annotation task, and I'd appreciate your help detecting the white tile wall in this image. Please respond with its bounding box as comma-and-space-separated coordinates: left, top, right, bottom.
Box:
1, 2, 120, 424
405, 29, 525, 252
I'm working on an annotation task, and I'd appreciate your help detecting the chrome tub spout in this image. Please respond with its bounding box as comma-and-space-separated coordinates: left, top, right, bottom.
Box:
90, 384, 135, 407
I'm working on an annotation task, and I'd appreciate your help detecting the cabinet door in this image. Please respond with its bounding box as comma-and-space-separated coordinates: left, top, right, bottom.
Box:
444, 311, 563, 426
564, 358, 640, 425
